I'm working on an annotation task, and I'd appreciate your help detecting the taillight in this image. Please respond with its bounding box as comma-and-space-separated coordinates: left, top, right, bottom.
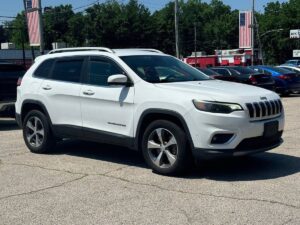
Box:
249, 75, 257, 84
278, 74, 291, 80
17, 77, 23, 86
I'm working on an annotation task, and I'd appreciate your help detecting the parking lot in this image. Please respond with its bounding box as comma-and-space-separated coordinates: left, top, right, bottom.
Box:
0, 96, 299, 225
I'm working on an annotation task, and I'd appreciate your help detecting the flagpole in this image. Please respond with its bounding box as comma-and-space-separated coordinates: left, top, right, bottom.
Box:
251, 0, 255, 65
38, 0, 44, 55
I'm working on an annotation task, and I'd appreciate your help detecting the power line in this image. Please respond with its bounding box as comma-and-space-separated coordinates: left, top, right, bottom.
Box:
0, 16, 16, 19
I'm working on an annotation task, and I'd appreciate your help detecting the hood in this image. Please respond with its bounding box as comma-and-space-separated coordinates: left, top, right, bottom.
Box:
154, 80, 278, 103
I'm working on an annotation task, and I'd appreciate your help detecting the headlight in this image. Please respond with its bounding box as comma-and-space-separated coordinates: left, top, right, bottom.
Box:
193, 100, 243, 114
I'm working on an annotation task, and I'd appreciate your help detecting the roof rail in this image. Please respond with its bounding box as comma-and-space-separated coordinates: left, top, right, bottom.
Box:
131, 48, 163, 54
48, 47, 115, 54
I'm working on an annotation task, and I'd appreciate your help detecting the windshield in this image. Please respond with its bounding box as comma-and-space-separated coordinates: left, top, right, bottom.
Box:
120, 55, 210, 83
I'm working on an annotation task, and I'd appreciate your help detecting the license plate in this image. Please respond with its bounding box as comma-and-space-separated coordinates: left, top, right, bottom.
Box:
264, 121, 279, 137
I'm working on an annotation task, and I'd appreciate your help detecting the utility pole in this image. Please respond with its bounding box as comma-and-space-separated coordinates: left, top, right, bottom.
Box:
174, 0, 179, 58
251, 0, 255, 65
194, 22, 197, 67
254, 15, 263, 65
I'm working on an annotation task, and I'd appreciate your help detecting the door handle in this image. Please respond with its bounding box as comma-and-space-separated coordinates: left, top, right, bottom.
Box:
83, 90, 95, 96
42, 85, 52, 90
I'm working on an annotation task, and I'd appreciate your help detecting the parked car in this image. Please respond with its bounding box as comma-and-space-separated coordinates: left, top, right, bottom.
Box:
278, 65, 300, 74
196, 67, 238, 82
210, 66, 275, 91
16, 47, 284, 175
277, 65, 300, 94
281, 60, 300, 67
250, 65, 300, 96
0, 62, 26, 117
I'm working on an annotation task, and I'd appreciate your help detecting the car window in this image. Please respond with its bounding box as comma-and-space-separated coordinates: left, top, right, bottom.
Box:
51, 58, 84, 83
121, 55, 209, 83
262, 69, 272, 75
198, 68, 218, 76
213, 69, 231, 76
87, 57, 124, 86
229, 67, 255, 75
34, 59, 54, 78
251, 67, 263, 73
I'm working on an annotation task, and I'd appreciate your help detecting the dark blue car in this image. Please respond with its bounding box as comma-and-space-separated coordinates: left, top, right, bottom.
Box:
249, 66, 300, 96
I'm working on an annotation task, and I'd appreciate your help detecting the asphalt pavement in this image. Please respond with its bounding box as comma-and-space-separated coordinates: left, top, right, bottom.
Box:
0, 96, 299, 225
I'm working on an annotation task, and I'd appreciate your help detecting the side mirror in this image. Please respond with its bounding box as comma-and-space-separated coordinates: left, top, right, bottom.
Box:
107, 74, 131, 86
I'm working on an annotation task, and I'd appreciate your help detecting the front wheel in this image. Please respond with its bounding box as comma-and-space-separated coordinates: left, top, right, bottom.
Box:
142, 120, 191, 175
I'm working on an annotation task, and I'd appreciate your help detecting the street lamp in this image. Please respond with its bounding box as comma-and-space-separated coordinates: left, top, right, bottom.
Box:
259, 28, 284, 65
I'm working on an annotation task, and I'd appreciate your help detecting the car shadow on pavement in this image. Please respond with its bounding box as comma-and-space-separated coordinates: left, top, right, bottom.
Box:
0, 119, 20, 131
189, 152, 300, 181
282, 93, 300, 98
50, 139, 147, 168
50, 140, 300, 181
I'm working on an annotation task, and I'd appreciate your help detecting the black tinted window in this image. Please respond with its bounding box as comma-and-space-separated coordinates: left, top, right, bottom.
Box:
34, 59, 54, 78
213, 69, 230, 76
52, 58, 84, 83
87, 57, 123, 86
0, 64, 26, 77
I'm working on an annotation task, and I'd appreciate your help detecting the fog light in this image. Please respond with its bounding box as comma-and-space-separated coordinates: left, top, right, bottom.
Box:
211, 134, 234, 144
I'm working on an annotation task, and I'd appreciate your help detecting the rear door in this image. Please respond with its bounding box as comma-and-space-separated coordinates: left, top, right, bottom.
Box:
39, 56, 85, 130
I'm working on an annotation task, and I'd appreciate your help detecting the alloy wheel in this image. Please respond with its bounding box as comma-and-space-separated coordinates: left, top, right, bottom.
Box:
25, 116, 45, 148
147, 128, 178, 168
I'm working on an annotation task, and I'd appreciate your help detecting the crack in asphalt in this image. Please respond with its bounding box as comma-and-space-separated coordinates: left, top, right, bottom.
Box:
2, 162, 300, 210
102, 174, 300, 210
0, 174, 88, 201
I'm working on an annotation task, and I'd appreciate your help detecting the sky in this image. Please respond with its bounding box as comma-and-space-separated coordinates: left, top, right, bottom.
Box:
0, 0, 288, 21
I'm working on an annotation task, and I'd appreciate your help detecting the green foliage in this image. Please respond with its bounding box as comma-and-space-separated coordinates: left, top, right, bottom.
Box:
5, 0, 299, 63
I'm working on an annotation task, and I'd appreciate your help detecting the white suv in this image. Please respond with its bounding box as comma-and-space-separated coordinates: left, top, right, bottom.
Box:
15, 48, 285, 175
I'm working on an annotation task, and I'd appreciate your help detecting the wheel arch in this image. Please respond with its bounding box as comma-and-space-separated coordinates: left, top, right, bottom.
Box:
21, 100, 53, 127
134, 109, 194, 151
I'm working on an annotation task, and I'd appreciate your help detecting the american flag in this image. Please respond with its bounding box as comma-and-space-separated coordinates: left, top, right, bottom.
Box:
239, 11, 252, 49
25, 0, 40, 46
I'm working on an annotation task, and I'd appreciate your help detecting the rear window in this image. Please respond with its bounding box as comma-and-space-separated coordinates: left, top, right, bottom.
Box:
267, 67, 296, 74
51, 58, 84, 83
34, 59, 54, 78
229, 67, 257, 75
198, 68, 217, 76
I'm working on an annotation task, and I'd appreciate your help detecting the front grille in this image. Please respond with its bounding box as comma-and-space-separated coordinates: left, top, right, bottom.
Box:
246, 99, 283, 119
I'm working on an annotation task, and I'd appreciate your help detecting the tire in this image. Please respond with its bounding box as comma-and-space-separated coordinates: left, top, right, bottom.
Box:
281, 91, 290, 97
23, 110, 55, 154
141, 120, 192, 175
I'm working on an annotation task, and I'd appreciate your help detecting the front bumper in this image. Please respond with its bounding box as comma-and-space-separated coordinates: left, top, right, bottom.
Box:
185, 104, 285, 154
192, 132, 283, 159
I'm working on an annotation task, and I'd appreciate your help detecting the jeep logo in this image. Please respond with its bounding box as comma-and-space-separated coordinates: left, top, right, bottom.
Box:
260, 97, 267, 100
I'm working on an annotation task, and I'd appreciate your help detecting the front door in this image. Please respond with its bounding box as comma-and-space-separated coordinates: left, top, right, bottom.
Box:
80, 56, 135, 143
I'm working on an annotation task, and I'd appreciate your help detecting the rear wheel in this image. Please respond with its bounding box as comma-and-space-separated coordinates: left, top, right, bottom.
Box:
23, 110, 55, 153
142, 120, 191, 175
